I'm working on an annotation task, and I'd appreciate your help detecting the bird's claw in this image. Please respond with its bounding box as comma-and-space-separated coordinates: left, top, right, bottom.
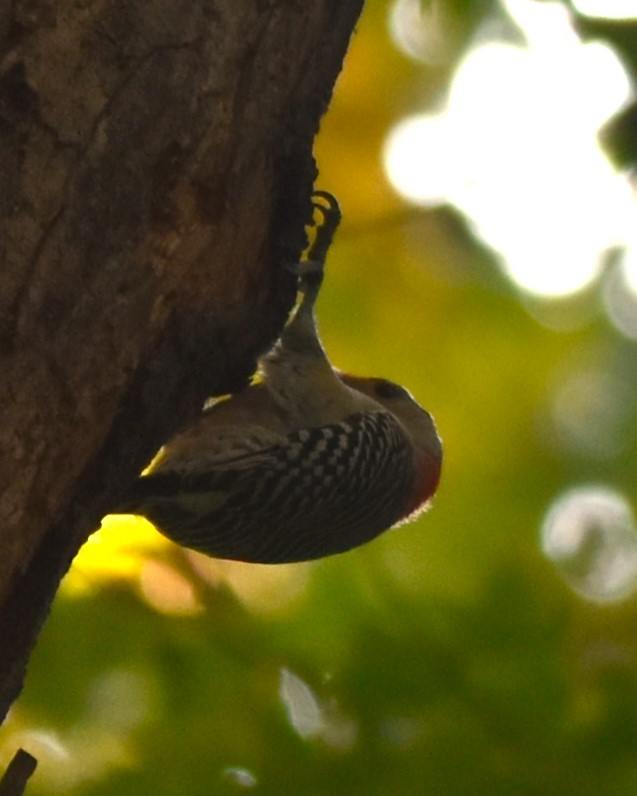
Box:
286, 190, 341, 299
306, 190, 341, 265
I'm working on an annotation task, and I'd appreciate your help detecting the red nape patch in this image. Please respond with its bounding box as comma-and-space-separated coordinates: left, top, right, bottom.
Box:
403, 452, 442, 520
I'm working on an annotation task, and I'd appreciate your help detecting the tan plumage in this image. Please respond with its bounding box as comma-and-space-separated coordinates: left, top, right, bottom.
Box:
115, 192, 442, 563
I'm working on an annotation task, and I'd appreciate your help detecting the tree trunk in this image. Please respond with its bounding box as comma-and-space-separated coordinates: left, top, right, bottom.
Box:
0, 0, 364, 723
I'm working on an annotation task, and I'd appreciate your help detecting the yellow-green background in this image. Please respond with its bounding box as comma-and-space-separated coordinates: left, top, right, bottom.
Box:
4, 1, 637, 794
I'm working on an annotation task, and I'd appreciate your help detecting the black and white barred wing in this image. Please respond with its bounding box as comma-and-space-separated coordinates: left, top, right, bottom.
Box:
120, 411, 413, 563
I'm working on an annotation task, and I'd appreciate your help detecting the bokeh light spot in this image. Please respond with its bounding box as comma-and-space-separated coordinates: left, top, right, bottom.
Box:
550, 369, 630, 460
188, 557, 311, 617
541, 485, 637, 602
603, 243, 637, 340
278, 668, 357, 749
384, 0, 635, 298
64, 515, 165, 596
279, 668, 324, 740
389, 0, 453, 64
138, 559, 202, 616
87, 669, 155, 731
222, 767, 258, 788
572, 0, 637, 19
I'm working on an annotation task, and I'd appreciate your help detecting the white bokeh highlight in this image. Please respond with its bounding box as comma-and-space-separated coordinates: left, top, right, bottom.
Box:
541, 486, 637, 602
279, 668, 324, 740
385, 0, 635, 298
572, 0, 637, 19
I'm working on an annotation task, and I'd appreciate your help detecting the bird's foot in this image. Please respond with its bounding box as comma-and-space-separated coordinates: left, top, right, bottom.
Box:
307, 190, 341, 265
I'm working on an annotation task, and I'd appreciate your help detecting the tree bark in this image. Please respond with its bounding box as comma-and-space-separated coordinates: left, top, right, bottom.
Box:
0, 0, 364, 722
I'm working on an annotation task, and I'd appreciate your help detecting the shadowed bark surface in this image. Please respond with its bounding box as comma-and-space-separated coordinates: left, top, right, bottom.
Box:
0, 0, 364, 722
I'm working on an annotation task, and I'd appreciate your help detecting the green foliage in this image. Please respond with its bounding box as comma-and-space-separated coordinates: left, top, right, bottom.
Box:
4, 1, 637, 794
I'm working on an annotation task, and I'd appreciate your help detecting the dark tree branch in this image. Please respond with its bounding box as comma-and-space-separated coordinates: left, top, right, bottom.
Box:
0, 750, 37, 796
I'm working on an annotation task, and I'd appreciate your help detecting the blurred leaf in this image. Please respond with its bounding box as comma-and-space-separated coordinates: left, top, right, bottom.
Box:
5, 2, 637, 795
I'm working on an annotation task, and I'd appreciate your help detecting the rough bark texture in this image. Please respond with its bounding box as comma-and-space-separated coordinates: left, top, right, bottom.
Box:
0, 0, 364, 722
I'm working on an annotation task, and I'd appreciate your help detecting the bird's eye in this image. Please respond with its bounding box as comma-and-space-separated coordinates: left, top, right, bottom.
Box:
374, 380, 409, 400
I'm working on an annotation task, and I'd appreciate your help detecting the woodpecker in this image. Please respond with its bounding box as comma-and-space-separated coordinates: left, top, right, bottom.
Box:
115, 191, 442, 564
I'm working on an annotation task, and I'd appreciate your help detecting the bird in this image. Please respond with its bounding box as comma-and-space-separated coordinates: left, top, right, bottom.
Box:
114, 191, 442, 564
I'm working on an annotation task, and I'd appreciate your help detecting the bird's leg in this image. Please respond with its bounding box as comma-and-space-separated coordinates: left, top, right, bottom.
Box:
259, 191, 344, 408
291, 190, 342, 314
269, 191, 341, 374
